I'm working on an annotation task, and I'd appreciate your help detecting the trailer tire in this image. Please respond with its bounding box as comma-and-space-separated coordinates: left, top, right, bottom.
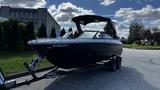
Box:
108, 57, 117, 72
116, 56, 122, 70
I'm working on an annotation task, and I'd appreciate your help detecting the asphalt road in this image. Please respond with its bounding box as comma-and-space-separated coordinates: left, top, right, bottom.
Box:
12, 48, 160, 90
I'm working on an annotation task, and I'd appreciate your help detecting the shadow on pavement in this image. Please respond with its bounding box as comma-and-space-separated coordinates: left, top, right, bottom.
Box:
44, 66, 159, 90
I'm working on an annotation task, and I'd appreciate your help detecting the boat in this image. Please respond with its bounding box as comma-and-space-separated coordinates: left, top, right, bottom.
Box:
0, 15, 124, 89
28, 15, 123, 69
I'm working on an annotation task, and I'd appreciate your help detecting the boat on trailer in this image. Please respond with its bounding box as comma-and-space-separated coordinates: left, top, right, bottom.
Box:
0, 15, 123, 89
28, 15, 123, 69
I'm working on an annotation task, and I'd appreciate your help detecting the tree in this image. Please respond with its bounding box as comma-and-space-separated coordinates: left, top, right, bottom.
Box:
60, 28, 66, 37
142, 29, 152, 41
68, 27, 72, 32
24, 20, 35, 49
2, 18, 20, 51
128, 22, 144, 44
18, 22, 26, 50
26, 20, 35, 40
0, 19, 28, 51
121, 37, 126, 40
151, 27, 160, 44
11, 19, 21, 51
152, 32, 160, 44
51, 27, 56, 38
152, 27, 160, 32
18, 22, 26, 40
0, 24, 3, 50
37, 23, 47, 38
2, 20, 9, 50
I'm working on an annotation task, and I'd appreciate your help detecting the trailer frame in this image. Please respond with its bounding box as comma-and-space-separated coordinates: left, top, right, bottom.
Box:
0, 55, 122, 90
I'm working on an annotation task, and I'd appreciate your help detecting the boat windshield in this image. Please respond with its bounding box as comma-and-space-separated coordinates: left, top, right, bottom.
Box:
62, 32, 73, 39
78, 32, 97, 39
82, 22, 106, 30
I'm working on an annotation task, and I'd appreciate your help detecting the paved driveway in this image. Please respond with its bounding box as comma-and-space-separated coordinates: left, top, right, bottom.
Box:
12, 48, 160, 90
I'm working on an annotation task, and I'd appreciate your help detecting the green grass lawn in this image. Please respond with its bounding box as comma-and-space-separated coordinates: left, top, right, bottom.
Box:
0, 51, 52, 76
123, 44, 160, 49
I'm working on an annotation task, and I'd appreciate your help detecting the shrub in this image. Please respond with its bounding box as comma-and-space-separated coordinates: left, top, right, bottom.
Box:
18, 22, 26, 51
2, 18, 20, 51
37, 23, 47, 38
128, 22, 144, 44
60, 28, 66, 37
0, 24, 3, 50
133, 40, 142, 45
24, 20, 35, 49
51, 27, 56, 38
68, 27, 72, 32
0, 19, 37, 51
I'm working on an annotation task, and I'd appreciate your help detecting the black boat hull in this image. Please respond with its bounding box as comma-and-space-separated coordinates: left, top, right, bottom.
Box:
31, 41, 122, 69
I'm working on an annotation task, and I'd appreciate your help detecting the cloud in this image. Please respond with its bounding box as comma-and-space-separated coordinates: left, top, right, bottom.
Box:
116, 20, 131, 37
99, 0, 153, 6
115, 5, 160, 37
129, 0, 153, 4
115, 5, 160, 20
48, 2, 95, 29
151, 19, 160, 28
100, 0, 116, 6
0, 0, 46, 8
48, 2, 94, 22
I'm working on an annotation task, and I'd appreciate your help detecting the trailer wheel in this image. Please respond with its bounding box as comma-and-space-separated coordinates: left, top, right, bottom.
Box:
108, 57, 117, 72
116, 56, 122, 69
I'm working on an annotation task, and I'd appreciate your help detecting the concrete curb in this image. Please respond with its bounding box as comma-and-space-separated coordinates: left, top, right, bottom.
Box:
5, 66, 55, 80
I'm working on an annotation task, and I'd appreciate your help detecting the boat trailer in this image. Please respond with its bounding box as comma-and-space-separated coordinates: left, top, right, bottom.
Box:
0, 55, 122, 90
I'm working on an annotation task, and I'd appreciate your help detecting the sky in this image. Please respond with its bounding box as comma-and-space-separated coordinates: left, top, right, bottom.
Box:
0, 0, 160, 37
